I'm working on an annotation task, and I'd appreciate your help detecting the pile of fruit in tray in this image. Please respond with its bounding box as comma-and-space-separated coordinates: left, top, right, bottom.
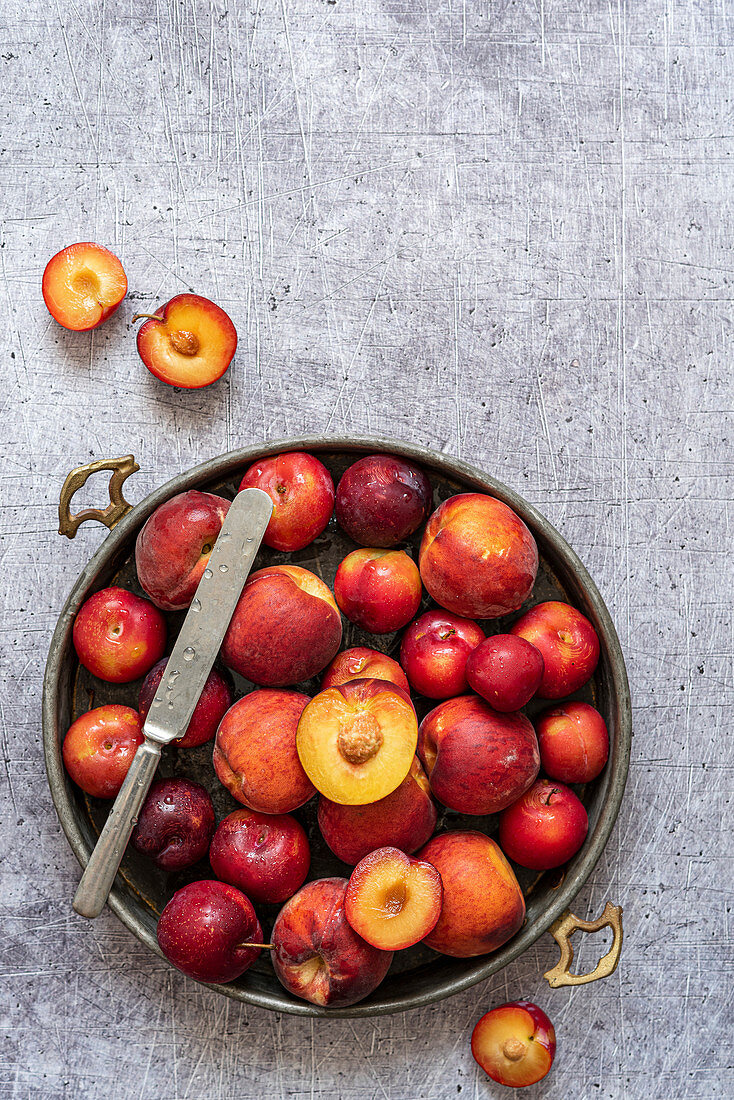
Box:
61, 463, 608, 1085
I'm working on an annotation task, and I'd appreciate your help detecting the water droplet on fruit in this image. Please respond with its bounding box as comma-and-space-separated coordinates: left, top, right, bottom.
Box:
130, 816, 138, 826
219, 563, 228, 573
183, 647, 196, 661
203, 568, 213, 579
191, 598, 201, 612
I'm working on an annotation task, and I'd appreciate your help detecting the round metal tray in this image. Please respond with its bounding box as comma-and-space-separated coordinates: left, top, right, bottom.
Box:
43, 437, 631, 1017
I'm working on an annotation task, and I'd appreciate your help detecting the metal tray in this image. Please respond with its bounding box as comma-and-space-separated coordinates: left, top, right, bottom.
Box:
43, 437, 630, 1017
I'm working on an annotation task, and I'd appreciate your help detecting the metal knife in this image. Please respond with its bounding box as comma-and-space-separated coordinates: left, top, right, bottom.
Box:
72, 486, 273, 919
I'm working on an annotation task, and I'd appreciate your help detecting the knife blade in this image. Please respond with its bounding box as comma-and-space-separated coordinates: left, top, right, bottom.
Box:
72, 486, 273, 918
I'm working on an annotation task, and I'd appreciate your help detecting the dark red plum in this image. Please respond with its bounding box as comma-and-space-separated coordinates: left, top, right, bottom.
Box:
465, 634, 544, 712
138, 659, 233, 748
335, 454, 433, 547
157, 880, 263, 983
131, 777, 215, 871
209, 808, 311, 904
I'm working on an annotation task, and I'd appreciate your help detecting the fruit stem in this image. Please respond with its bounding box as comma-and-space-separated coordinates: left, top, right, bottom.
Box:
238, 942, 274, 949
131, 313, 161, 323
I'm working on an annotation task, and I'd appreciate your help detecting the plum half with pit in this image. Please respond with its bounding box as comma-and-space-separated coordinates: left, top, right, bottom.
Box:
472, 1001, 556, 1087
131, 778, 215, 872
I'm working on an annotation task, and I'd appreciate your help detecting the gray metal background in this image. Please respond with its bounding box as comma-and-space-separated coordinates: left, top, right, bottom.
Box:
1, 1, 731, 1098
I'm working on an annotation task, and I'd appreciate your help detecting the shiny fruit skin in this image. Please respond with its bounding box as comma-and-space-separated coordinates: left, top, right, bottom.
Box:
471, 1001, 556, 1087
499, 779, 589, 870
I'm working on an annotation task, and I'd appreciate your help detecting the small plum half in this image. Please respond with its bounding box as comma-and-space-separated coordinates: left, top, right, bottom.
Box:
42, 242, 127, 330
344, 847, 443, 951
135, 293, 237, 389
472, 1001, 556, 1087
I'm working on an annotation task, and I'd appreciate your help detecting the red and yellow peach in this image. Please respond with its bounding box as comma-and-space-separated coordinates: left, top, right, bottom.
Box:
418, 832, 525, 957
135, 490, 231, 611
399, 611, 485, 699
334, 549, 422, 634
221, 565, 342, 685
419, 494, 538, 618
73, 586, 166, 683
238, 451, 334, 552
317, 756, 437, 865
213, 689, 314, 814
418, 695, 539, 815
510, 601, 600, 699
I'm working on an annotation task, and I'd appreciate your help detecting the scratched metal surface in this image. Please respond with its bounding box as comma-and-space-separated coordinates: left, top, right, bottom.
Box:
1, 0, 732, 1096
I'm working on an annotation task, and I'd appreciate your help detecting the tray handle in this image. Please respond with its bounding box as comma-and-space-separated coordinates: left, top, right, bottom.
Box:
543, 901, 623, 988
58, 455, 140, 539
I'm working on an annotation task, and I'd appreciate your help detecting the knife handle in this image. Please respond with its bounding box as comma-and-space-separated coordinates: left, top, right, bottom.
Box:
73, 740, 162, 919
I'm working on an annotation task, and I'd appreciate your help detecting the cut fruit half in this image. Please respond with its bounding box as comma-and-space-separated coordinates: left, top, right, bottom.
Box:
135, 293, 237, 388
296, 679, 417, 805
42, 242, 127, 331
344, 847, 443, 950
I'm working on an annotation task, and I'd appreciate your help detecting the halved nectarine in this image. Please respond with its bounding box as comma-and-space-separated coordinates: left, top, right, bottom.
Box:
134, 293, 237, 388
42, 242, 127, 331
344, 847, 443, 950
296, 678, 417, 805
